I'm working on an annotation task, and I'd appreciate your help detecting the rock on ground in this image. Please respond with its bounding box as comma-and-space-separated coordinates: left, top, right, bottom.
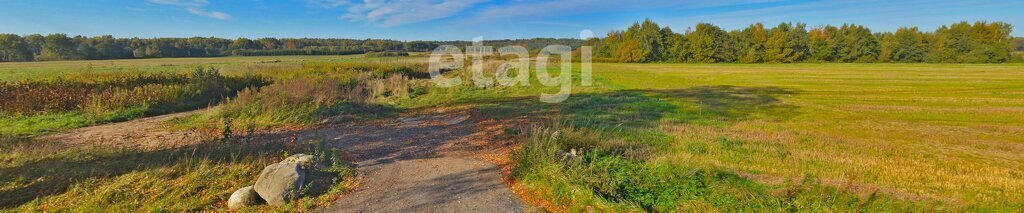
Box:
282, 154, 322, 171
227, 186, 263, 209
254, 163, 306, 206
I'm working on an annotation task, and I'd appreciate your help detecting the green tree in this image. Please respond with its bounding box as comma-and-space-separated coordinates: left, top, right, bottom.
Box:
40, 34, 78, 60
836, 24, 879, 62
257, 38, 281, 50
764, 22, 808, 63
878, 32, 896, 62
734, 23, 769, 63
932, 22, 971, 62
665, 33, 688, 62
808, 26, 839, 62
686, 23, 734, 63
932, 21, 1013, 63
230, 38, 258, 50
0, 34, 34, 62
613, 19, 670, 62
967, 21, 1013, 63
887, 27, 930, 62
597, 31, 623, 59
23, 34, 45, 57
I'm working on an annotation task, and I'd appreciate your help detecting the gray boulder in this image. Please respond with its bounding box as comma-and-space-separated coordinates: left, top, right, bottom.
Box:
282, 154, 323, 171
227, 186, 262, 209
254, 163, 306, 206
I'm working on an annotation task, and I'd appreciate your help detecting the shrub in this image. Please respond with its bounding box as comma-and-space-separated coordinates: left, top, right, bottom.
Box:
302, 62, 431, 79
215, 62, 429, 128
364, 51, 410, 57
0, 68, 270, 136
0, 67, 269, 116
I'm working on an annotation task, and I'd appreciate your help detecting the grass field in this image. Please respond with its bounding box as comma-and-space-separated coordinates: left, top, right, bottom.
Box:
409, 62, 1024, 210
2, 57, 1023, 211
0, 55, 412, 81
572, 63, 1024, 210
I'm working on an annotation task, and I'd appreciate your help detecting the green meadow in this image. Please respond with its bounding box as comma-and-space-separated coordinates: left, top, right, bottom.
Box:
503, 63, 1024, 211
2, 57, 1023, 211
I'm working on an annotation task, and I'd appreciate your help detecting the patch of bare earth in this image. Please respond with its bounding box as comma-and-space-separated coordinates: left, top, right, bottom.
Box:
40, 111, 212, 150
39, 108, 533, 212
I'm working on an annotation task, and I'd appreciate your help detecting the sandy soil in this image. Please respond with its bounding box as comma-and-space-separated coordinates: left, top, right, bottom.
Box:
40, 111, 211, 150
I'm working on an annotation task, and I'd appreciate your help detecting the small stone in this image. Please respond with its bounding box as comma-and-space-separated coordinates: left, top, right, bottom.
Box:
282, 154, 323, 170
254, 163, 306, 206
320, 116, 344, 125
558, 148, 578, 160
227, 186, 263, 209
442, 115, 469, 125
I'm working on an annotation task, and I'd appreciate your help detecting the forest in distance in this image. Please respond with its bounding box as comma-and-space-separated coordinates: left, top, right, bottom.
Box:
0, 36, 582, 62
1, 20, 1023, 63
593, 20, 1022, 63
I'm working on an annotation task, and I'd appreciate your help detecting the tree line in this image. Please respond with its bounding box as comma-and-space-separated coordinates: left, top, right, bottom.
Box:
1015, 37, 1024, 51
0, 34, 581, 62
1, 23, 1016, 63
590, 19, 1020, 63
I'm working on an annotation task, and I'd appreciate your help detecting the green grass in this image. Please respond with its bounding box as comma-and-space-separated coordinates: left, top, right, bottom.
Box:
383, 62, 1024, 211
0, 136, 356, 212
3, 57, 1023, 211
0, 55, 378, 81
0, 112, 93, 137
597, 63, 1024, 206
489, 63, 1024, 211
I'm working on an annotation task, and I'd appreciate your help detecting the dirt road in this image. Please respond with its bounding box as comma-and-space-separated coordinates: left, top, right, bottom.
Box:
43, 109, 529, 212
41, 110, 208, 150
290, 110, 528, 212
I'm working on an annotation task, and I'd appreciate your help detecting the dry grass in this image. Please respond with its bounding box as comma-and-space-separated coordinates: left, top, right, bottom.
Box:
0, 55, 368, 81
0, 135, 356, 212
174, 62, 431, 131
0, 68, 269, 137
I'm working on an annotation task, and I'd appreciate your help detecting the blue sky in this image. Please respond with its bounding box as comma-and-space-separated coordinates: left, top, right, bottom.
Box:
1, 0, 1022, 40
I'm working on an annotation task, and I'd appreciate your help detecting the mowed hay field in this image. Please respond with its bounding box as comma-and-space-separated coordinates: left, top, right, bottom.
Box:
585, 63, 1024, 208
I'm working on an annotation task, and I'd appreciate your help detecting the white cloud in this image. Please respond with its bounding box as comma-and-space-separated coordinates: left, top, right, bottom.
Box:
329, 0, 486, 27
470, 0, 780, 22
148, 0, 232, 20
187, 7, 233, 20
148, 0, 208, 7
306, 0, 351, 8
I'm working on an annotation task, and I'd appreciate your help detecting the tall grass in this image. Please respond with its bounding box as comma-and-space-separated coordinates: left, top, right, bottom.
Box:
0, 133, 355, 211
301, 62, 431, 79
180, 62, 431, 130
512, 123, 928, 212
0, 68, 270, 137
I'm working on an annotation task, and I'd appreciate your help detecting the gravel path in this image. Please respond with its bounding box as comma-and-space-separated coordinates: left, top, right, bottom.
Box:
316, 157, 524, 212
308, 111, 528, 212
